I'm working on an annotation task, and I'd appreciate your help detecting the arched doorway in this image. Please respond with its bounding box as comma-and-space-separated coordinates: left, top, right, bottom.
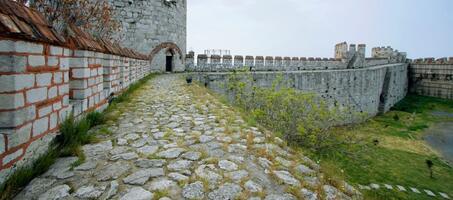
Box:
149, 42, 184, 72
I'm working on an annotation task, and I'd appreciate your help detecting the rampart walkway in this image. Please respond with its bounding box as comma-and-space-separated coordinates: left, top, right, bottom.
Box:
15, 74, 357, 200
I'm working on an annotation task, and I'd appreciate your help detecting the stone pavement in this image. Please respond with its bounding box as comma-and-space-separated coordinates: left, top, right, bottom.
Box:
15, 74, 360, 200
359, 183, 450, 199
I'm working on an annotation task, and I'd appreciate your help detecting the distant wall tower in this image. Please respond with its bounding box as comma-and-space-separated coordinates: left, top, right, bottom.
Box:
109, 0, 187, 72
335, 42, 348, 59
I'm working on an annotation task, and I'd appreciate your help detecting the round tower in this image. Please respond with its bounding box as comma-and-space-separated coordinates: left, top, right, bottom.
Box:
109, 0, 187, 72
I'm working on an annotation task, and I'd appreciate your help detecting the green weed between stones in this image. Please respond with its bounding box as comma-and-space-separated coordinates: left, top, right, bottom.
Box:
0, 73, 158, 200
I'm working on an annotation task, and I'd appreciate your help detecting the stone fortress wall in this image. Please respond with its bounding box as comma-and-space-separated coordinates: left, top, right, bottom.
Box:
409, 58, 453, 99
108, 0, 187, 72
188, 43, 409, 123
0, 1, 152, 184
186, 43, 407, 72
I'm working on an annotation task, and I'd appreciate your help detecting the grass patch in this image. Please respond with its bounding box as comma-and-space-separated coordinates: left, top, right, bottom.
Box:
311, 94, 453, 200
0, 73, 158, 200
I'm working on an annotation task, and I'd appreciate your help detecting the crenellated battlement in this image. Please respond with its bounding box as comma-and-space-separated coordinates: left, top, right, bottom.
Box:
372, 46, 407, 63
409, 56, 453, 100
411, 57, 453, 64
186, 42, 407, 72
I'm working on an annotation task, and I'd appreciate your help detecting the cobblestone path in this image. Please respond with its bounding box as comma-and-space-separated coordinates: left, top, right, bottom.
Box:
15, 74, 359, 200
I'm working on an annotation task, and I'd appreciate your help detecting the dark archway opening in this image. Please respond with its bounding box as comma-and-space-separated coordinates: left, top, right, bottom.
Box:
166, 55, 173, 72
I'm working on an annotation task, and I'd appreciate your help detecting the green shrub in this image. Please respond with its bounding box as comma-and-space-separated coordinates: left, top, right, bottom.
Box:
86, 112, 105, 127
225, 72, 352, 153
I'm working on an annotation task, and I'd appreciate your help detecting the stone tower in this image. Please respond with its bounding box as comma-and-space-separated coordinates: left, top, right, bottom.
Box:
109, 0, 187, 72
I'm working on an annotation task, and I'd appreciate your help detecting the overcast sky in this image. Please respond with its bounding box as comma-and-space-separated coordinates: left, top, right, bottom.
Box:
187, 0, 453, 59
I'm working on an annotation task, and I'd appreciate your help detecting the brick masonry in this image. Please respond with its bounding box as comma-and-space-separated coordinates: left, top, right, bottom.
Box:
0, 39, 150, 184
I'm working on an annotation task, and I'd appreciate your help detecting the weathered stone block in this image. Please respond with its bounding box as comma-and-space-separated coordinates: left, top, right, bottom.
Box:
32, 116, 49, 136
62, 95, 69, 106
29, 55, 45, 67
60, 58, 70, 70
58, 84, 69, 95
72, 68, 91, 78
0, 134, 4, 154
52, 101, 62, 111
5, 123, 32, 149
26, 87, 47, 104
0, 93, 25, 110
47, 56, 59, 67
15, 41, 43, 54
50, 46, 63, 56
54, 72, 63, 84
3, 148, 23, 165
0, 74, 35, 93
36, 73, 52, 86
74, 50, 94, 58
59, 107, 71, 122
48, 86, 58, 99
0, 55, 27, 73
0, 106, 36, 127
72, 88, 92, 99
38, 105, 52, 117
63, 48, 72, 56
69, 58, 89, 68
49, 113, 58, 129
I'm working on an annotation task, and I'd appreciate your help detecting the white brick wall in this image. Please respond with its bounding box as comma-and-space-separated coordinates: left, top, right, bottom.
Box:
36, 73, 52, 86
0, 74, 35, 93
32, 117, 49, 137
0, 93, 25, 110
26, 87, 47, 104
28, 55, 45, 67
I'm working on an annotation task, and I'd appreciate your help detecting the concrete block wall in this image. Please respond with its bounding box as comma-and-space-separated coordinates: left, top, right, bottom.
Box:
69, 50, 107, 117
409, 58, 453, 99
0, 40, 71, 181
